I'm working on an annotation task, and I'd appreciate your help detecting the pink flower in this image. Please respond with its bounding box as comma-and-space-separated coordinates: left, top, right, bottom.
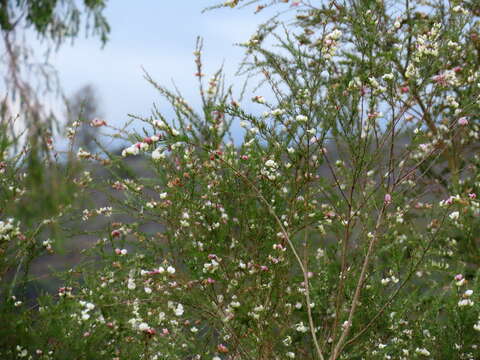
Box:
145, 328, 156, 336
218, 344, 229, 353
469, 193, 477, 199
270, 257, 279, 264
458, 117, 469, 126
384, 194, 392, 205
445, 196, 455, 205
90, 118, 106, 127
143, 137, 153, 145
432, 74, 446, 85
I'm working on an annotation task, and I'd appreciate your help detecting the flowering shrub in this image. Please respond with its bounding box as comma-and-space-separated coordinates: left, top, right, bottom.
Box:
2, 1, 480, 359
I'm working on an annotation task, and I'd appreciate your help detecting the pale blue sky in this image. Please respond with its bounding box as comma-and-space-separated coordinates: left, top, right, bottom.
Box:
47, 1, 277, 138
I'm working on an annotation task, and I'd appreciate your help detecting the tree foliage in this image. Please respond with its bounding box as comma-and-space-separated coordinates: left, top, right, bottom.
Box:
1, 1, 480, 359
0, 0, 109, 44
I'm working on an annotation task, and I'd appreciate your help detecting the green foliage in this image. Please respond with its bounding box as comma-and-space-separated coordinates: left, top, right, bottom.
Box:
1, 1, 480, 359
1, 0, 109, 44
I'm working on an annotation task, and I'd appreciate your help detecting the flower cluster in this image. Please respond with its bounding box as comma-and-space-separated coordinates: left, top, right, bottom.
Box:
0, 218, 20, 242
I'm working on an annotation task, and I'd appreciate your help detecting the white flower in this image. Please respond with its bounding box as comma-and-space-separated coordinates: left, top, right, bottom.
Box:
174, 303, 184, 316
253, 305, 264, 312
458, 299, 474, 307
127, 278, 136, 290
77, 148, 92, 159
138, 322, 150, 331
382, 73, 394, 81
381, 278, 390, 285
252, 95, 266, 104
271, 108, 285, 116
295, 114, 308, 122
203, 259, 220, 273
16, 346, 28, 358
154, 120, 168, 129
415, 348, 431, 356
167, 266, 176, 274
465, 289, 474, 297
326, 29, 342, 40
283, 336, 292, 346
121, 145, 140, 157
449, 211, 460, 220
294, 322, 308, 333
152, 148, 164, 161
0, 218, 20, 241
369, 77, 380, 88
265, 159, 277, 168
158, 312, 166, 322
144, 287, 152, 294
452, 5, 468, 14
160, 192, 168, 199
474, 323, 480, 331
405, 63, 418, 79
286, 352, 295, 359
96, 206, 113, 217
